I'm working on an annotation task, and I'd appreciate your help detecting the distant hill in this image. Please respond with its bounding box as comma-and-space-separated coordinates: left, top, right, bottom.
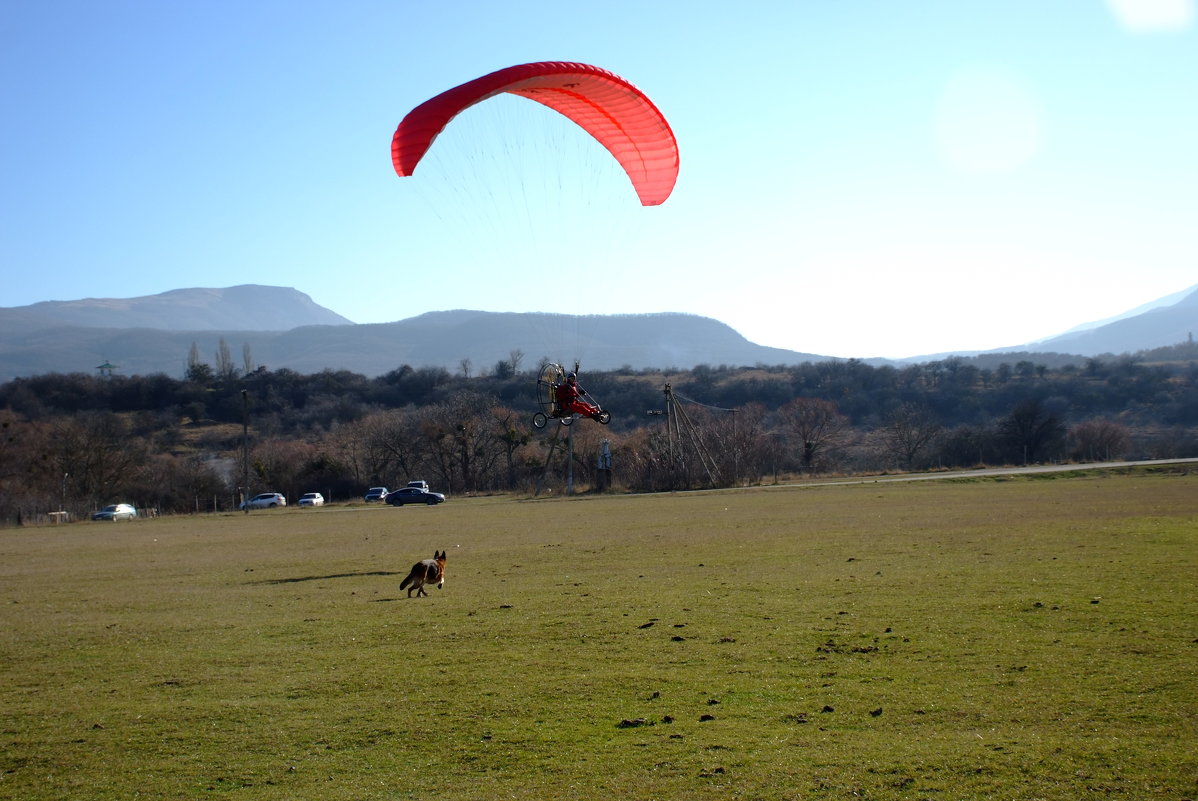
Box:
0, 285, 352, 333
898, 285, 1198, 363
2, 283, 1195, 381
1039, 283, 1198, 338
0, 307, 827, 380
1024, 286, 1198, 356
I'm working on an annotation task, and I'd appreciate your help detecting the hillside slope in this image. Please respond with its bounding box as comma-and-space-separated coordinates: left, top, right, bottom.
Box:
0, 310, 826, 379
1027, 287, 1198, 355
0, 285, 352, 333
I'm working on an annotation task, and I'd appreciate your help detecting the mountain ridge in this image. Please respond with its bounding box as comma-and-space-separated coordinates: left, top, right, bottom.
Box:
0, 285, 352, 333
1, 284, 1194, 380
1033, 282, 1198, 339
0, 306, 826, 380
1019, 286, 1197, 355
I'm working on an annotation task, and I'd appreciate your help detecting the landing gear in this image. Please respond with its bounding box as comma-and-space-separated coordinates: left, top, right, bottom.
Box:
533, 410, 572, 429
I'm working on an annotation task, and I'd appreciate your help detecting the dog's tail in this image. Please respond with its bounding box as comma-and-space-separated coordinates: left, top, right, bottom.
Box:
399, 571, 413, 591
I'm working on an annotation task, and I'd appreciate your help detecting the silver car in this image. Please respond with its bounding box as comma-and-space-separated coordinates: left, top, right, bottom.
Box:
240, 492, 287, 510
92, 503, 137, 521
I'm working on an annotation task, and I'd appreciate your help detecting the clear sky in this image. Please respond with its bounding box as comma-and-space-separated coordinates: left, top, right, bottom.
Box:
2, 0, 1195, 359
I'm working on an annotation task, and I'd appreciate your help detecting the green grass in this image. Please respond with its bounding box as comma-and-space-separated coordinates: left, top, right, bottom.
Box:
2, 471, 1196, 800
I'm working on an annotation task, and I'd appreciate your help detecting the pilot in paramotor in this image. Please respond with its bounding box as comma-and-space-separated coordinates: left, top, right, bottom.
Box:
533, 363, 611, 428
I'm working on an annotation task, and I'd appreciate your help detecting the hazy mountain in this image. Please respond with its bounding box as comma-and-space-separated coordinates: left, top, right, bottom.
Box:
0, 285, 352, 333
1024, 286, 1198, 356
1038, 283, 1198, 338
897, 285, 1198, 363
1, 283, 1194, 381
0, 308, 826, 380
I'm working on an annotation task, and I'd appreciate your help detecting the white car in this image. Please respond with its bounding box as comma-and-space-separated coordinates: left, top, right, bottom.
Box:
297, 492, 325, 507
241, 492, 287, 510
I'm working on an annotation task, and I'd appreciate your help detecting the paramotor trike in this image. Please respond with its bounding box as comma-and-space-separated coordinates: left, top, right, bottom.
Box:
532, 362, 611, 428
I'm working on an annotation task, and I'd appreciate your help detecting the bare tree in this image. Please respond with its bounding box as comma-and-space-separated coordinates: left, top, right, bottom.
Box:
415, 391, 507, 492
0, 411, 56, 522
186, 342, 212, 384
877, 402, 941, 470
242, 342, 255, 376
135, 452, 227, 514
215, 338, 237, 381
934, 424, 994, 468
999, 398, 1067, 464
718, 403, 771, 485
363, 410, 423, 487
690, 403, 769, 487
51, 412, 146, 510
1070, 418, 1130, 462
250, 438, 314, 501
493, 407, 532, 487
777, 397, 850, 473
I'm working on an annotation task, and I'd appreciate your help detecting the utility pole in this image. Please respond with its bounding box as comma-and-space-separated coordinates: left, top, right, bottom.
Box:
597, 439, 612, 491
566, 421, 575, 495
663, 383, 720, 487
241, 390, 250, 514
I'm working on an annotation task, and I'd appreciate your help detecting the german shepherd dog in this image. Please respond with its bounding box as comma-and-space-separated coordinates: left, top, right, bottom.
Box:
399, 550, 445, 597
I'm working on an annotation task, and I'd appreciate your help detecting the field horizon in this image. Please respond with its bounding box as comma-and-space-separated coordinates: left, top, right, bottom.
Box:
2, 468, 1195, 799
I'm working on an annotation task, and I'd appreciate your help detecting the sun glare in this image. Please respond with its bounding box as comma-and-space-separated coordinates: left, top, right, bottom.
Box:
1106, 0, 1195, 31
934, 64, 1044, 176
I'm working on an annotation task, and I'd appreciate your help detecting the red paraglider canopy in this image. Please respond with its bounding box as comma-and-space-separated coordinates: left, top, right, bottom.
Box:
392, 62, 678, 206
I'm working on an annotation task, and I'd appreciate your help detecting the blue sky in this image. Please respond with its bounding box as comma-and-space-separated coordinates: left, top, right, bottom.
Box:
2, 0, 1195, 359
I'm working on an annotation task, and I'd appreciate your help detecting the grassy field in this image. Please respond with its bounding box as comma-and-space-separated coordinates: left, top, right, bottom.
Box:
2, 469, 1195, 800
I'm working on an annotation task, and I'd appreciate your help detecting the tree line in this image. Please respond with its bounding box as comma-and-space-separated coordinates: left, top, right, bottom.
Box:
2, 341, 1196, 524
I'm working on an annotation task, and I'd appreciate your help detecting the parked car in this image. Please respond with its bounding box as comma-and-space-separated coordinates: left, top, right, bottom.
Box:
405, 480, 430, 492
240, 492, 287, 510
297, 492, 325, 507
92, 503, 137, 521
385, 487, 446, 506
364, 487, 389, 502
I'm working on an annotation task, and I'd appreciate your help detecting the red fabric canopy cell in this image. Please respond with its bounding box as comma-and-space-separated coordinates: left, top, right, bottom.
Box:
392, 62, 678, 206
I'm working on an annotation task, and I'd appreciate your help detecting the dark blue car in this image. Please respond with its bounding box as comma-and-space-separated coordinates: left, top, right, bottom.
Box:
385, 487, 446, 506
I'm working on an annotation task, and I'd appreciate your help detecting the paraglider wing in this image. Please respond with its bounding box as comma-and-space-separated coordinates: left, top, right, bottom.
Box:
392, 62, 678, 206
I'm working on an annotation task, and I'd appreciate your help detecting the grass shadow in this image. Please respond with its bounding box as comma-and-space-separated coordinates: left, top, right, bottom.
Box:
249, 570, 402, 585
